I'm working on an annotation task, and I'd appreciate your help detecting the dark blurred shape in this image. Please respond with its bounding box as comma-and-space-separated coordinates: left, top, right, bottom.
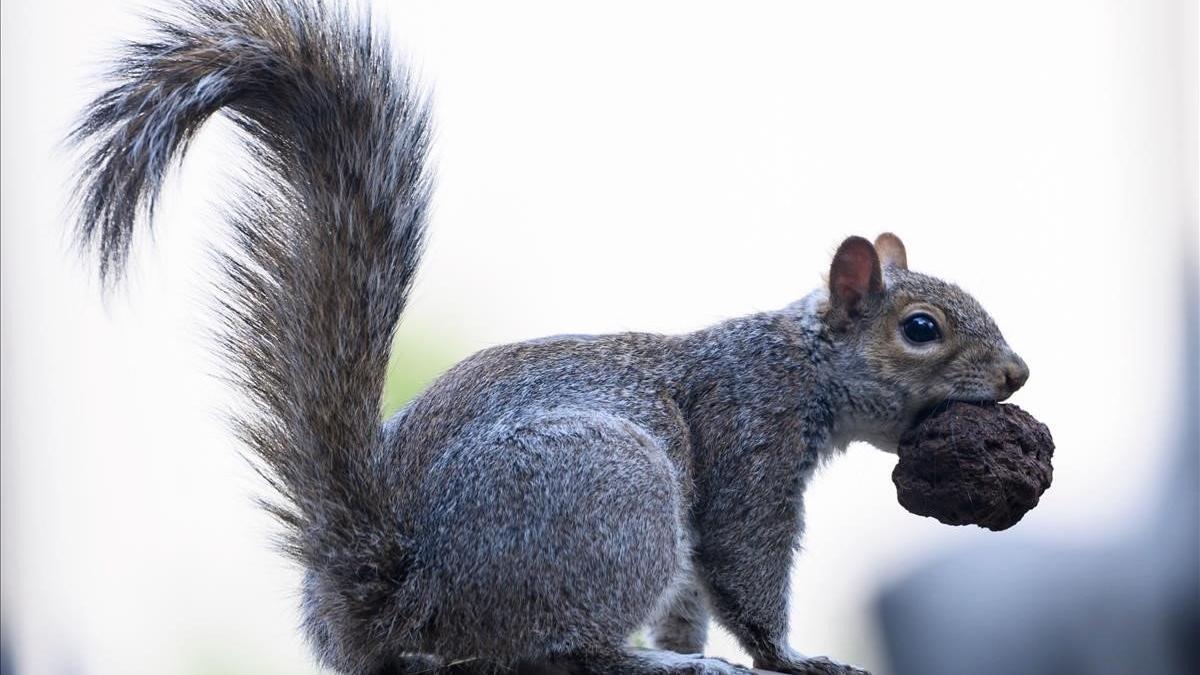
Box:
0, 629, 12, 675
877, 273, 1199, 675
894, 402, 1054, 531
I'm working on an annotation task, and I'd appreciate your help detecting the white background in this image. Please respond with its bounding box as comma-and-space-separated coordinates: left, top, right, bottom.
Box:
2, 1, 1195, 674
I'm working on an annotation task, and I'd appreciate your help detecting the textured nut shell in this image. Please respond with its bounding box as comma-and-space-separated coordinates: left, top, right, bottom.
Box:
893, 402, 1054, 531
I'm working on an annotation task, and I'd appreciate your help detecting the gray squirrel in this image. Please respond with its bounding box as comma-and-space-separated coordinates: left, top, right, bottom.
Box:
68, 1, 1030, 674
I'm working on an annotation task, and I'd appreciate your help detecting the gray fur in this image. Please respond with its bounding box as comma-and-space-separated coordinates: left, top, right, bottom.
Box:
70, 0, 432, 670
651, 578, 710, 655
69, 3, 1028, 675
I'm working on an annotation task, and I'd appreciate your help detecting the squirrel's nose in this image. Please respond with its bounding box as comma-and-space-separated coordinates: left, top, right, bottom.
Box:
999, 353, 1030, 399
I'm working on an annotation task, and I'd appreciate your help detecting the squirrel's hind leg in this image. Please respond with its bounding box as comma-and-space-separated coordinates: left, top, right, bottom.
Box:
549, 647, 754, 675
415, 408, 689, 663
389, 649, 754, 675
650, 576, 711, 654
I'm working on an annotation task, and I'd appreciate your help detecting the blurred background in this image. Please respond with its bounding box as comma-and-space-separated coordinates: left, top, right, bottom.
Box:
1, 1, 1196, 674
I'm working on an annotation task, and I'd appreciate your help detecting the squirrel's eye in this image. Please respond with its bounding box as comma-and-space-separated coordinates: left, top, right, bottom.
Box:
902, 313, 941, 344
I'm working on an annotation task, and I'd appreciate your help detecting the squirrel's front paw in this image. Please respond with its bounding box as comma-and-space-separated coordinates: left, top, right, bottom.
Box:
755, 655, 870, 675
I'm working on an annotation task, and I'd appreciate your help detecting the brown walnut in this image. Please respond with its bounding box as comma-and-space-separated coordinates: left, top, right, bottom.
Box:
893, 401, 1054, 531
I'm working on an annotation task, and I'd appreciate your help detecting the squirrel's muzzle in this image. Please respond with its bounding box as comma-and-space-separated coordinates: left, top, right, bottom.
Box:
997, 352, 1030, 400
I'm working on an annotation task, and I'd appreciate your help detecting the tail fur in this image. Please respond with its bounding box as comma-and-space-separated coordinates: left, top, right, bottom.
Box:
69, 0, 431, 667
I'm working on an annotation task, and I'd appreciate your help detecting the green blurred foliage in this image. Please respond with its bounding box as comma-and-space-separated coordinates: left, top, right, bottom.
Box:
380, 329, 468, 418
628, 629, 650, 649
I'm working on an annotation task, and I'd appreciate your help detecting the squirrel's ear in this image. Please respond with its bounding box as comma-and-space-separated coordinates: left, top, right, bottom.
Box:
829, 236, 884, 318
874, 232, 907, 270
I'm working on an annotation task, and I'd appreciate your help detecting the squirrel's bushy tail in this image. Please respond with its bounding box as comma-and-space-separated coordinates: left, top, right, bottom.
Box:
69, 0, 431, 664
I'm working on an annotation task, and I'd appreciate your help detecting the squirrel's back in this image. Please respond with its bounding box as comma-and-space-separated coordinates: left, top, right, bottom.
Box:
382, 330, 691, 486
